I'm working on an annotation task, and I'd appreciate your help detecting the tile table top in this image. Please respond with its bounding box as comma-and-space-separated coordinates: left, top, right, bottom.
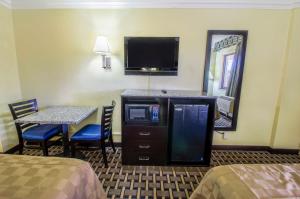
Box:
15, 106, 98, 125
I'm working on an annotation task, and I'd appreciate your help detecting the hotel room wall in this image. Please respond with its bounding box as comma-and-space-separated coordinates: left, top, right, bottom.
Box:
12, 9, 289, 146
0, 4, 22, 152
272, 9, 300, 149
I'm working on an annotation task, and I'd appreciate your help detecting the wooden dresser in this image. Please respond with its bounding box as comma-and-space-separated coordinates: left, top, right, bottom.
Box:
121, 89, 216, 166
122, 126, 168, 165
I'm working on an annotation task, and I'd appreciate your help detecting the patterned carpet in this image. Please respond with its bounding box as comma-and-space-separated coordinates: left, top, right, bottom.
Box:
18, 146, 300, 199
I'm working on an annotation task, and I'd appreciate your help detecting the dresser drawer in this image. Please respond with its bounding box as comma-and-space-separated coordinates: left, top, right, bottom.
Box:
122, 140, 167, 154
122, 126, 167, 141
122, 150, 167, 165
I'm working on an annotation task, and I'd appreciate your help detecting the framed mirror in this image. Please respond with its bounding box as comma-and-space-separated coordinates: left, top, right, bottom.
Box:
202, 30, 248, 131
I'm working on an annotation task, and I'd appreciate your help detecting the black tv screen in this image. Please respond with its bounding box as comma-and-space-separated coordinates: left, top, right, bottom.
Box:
124, 37, 179, 76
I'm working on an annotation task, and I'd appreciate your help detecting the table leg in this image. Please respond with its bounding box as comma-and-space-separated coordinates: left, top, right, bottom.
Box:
62, 124, 69, 156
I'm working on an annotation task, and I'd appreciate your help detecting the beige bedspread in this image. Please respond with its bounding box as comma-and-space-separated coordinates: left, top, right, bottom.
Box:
0, 154, 106, 199
190, 164, 300, 199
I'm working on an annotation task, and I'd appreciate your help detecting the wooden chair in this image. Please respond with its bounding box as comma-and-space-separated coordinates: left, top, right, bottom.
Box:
8, 99, 63, 156
70, 101, 116, 167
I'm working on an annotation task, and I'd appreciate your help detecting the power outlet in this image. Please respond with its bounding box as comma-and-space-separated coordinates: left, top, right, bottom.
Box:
222, 132, 228, 140
216, 131, 229, 140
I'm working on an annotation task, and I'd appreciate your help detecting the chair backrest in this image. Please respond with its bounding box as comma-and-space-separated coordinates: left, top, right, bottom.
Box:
8, 99, 39, 140
101, 100, 116, 138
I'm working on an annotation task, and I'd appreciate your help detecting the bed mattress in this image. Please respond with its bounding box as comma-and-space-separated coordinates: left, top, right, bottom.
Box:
0, 154, 106, 199
190, 164, 300, 199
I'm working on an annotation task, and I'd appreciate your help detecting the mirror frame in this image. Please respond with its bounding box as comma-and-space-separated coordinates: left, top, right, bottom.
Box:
202, 30, 248, 131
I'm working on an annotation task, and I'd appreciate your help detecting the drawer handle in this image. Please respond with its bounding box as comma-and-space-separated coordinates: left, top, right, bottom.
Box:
139, 156, 150, 161
139, 132, 151, 136
138, 145, 151, 149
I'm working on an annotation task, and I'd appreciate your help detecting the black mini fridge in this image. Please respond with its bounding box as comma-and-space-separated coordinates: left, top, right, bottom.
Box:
170, 104, 209, 163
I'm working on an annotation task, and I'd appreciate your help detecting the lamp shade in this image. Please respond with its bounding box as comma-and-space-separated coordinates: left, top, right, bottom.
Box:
93, 36, 110, 54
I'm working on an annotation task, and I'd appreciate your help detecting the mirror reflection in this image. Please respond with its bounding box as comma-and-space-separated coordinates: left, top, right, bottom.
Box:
203, 31, 248, 131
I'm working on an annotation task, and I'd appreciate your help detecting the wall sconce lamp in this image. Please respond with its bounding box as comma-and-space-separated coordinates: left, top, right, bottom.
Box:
93, 36, 111, 69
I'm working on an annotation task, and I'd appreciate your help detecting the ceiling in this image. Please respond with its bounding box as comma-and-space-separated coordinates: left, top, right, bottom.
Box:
1, 0, 300, 9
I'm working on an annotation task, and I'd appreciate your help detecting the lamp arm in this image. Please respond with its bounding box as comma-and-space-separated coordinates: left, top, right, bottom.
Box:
102, 54, 111, 69
102, 55, 106, 68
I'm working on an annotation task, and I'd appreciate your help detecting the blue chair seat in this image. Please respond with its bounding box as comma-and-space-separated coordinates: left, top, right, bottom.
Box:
22, 124, 61, 141
71, 124, 109, 141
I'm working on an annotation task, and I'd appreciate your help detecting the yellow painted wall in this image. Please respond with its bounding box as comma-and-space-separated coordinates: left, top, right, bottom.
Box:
271, 9, 300, 149
0, 4, 22, 152
12, 9, 290, 146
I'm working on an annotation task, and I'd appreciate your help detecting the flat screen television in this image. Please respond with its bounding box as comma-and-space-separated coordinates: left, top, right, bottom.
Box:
124, 37, 179, 76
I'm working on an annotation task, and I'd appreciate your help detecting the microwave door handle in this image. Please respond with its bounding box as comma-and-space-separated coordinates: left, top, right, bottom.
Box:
148, 108, 151, 120
139, 156, 150, 161
139, 132, 151, 136
138, 144, 151, 149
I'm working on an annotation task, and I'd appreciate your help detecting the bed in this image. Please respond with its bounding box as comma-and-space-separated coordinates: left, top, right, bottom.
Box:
190, 164, 300, 199
0, 154, 106, 199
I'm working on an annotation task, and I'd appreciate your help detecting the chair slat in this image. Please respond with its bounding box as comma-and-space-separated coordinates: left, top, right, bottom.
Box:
15, 108, 37, 117
20, 123, 37, 129
104, 122, 111, 126
104, 109, 113, 113
104, 117, 112, 121
103, 127, 111, 132
13, 103, 35, 111
103, 127, 111, 133
10, 99, 36, 107
17, 112, 36, 119
104, 124, 111, 129
104, 113, 112, 117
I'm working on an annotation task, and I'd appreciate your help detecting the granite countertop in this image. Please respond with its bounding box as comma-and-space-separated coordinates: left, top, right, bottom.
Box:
16, 106, 98, 125
121, 89, 213, 98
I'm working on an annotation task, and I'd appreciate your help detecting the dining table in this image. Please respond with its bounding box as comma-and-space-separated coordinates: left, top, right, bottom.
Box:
15, 106, 98, 156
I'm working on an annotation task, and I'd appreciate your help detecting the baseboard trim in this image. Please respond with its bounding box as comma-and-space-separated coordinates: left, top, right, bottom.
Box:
212, 145, 270, 151
213, 145, 299, 154
4, 143, 299, 155
5, 144, 19, 154
268, 148, 299, 154
114, 142, 122, 147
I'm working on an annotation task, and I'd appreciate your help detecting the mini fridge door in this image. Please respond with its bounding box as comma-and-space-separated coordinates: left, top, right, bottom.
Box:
170, 104, 209, 163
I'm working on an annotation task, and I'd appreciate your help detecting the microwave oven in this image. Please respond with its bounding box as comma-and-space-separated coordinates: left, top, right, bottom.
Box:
125, 104, 160, 123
